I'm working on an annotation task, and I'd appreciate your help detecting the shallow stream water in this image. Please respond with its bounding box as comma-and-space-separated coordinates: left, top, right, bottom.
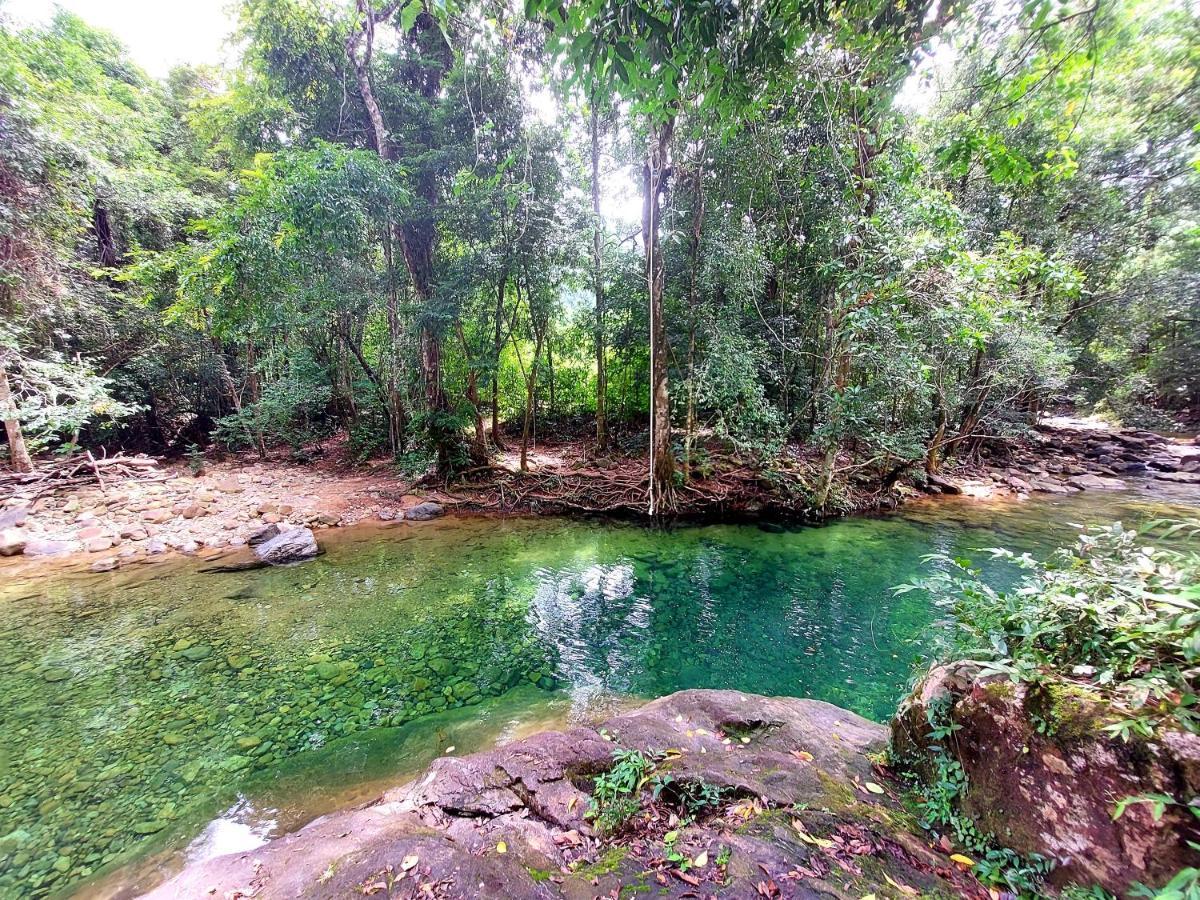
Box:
1, 482, 1197, 898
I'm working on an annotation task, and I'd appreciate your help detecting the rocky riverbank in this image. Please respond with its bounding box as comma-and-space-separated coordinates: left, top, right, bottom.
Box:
143, 689, 986, 900
0, 419, 1196, 573
139, 675, 1200, 899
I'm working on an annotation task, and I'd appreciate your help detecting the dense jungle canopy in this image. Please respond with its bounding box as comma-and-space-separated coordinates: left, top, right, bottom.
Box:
1, 0, 1197, 511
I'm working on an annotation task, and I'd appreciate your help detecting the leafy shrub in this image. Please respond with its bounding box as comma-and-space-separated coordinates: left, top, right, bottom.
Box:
586, 747, 726, 836
213, 375, 331, 452
898, 520, 1200, 735
1095, 373, 1177, 431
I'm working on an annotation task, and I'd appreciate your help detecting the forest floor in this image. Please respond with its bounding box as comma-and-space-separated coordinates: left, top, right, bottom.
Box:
0, 417, 1197, 573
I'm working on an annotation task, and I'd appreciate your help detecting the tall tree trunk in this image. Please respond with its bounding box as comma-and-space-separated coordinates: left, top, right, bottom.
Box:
643, 118, 676, 514
926, 385, 947, 475
0, 361, 33, 473
684, 165, 704, 480
245, 338, 266, 456
590, 104, 608, 453
383, 228, 407, 452
546, 328, 555, 421
347, 0, 452, 470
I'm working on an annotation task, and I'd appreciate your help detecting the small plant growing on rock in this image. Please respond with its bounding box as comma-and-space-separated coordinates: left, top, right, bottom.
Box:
587, 748, 657, 834
586, 749, 727, 835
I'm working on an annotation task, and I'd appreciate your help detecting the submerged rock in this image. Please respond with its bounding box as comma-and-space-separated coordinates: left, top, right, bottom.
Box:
252, 526, 319, 566
892, 661, 1200, 894
145, 689, 980, 900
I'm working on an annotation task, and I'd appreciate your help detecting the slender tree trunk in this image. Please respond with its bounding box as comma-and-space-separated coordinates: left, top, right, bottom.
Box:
590, 104, 608, 453
491, 267, 508, 448
383, 229, 407, 452
211, 336, 261, 457
245, 338, 266, 456
0, 362, 33, 473
926, 386, 947, 475
456, 320, 488, 464
546, 328, 555, 421
643, 117, 676, 514
92, 201, 118, 268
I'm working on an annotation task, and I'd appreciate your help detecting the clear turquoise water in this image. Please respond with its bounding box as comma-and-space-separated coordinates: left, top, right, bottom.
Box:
0, 482, 1196, 898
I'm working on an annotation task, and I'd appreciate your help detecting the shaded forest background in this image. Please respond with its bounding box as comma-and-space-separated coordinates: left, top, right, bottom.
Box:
1, 0, 1197, 511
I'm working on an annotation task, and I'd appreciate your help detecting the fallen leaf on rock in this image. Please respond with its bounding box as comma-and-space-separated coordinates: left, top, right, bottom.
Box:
863, 781, 886, 794
554, 830, 583, 847
402, 855, 419, 871
671, 869, 701, 886
790, 750, 814, 762
949, 853, 975, 867
885, 873, 918, 896
792, 820, 834, 848
495, 841, 507, 854
693, 850, 708, 868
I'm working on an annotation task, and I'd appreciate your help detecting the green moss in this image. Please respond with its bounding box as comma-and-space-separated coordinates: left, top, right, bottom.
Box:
526, 866, 553, 883
816, 770, 861, 814
1044, 681, 1113, 742
572, 845, 629, 879
983, 680, 1017, 701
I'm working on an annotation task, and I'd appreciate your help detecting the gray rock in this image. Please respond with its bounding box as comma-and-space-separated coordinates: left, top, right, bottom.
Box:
1030, 479, 1073, 494
0, 506, 29, 529
404, 501, 445, 521
0, 527, 26, 557
22, 538, 78, 557
247, 523, 282, 547
1068, 473, 1126, 491
253, 526, 319, 566
1155, 471, 1200, 484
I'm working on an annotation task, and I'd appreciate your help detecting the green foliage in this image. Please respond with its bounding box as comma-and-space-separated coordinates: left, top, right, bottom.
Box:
899, 520, 1200, 734
908, 697, 1054, 896
214, 359, 332, 452
586, 747, 725, 835
587, 748, 657, 834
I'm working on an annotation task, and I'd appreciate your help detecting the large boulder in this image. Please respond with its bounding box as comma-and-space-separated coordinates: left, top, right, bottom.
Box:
144, 690, 981, 900
404, 501, 445, 521
252, 525, 319, 566
892, 661, 1200, 894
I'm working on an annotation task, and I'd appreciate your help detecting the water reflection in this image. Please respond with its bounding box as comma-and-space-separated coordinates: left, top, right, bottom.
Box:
0, 482, 1195, 898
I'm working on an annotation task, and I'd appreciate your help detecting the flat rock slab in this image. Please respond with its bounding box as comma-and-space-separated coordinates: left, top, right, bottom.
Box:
1068, 473, 1127, 490
1155, 471, 1200, 484
146, 690, 979, 900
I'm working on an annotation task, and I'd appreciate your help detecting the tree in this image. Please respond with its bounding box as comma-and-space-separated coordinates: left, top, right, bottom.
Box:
530, 0, 832, 512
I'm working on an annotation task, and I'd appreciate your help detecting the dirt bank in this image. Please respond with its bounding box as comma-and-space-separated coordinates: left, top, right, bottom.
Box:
1, 419, 1196, 574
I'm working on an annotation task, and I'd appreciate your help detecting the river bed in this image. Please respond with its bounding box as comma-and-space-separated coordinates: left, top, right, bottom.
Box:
1, 481, 1197, 898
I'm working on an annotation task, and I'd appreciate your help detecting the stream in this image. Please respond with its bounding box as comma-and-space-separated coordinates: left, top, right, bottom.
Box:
1, 482, 1197, 898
